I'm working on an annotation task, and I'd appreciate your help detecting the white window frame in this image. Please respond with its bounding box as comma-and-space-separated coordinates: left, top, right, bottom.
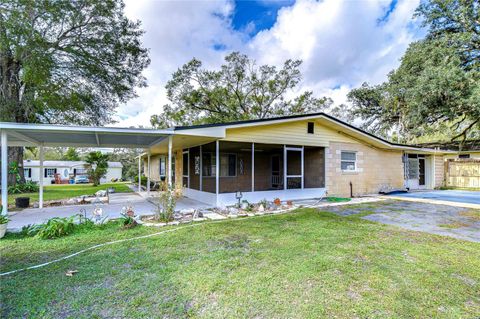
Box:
159, 156, 166, 178
340, 151, 357, 172
45, 168, 56, 177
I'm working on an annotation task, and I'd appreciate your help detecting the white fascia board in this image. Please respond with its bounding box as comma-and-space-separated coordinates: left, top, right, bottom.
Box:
174, 126, 225, 138
0, 122, 173, 135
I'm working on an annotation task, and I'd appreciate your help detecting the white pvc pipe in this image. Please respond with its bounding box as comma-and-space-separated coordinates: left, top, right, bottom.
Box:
1, 130, 8, 215
251, 143, 255, 192
215, 140, 219, 195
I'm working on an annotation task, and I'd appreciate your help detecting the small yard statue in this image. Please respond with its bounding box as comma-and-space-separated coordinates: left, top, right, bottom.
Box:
92, 205, 109, 225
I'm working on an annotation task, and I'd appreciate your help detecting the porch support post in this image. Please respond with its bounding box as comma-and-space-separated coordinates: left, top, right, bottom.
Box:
199, 145, 203, 191
39, 144, 44, 209
187, 149, 190, 188
147, 152, 151, 195
138, 155, 141, 193
301, 146, 304, 189
1, 130, 8, 215
283, 145, 287, 190
215, 140, 219, 195
251, 143, 254, 192
167, 135, 173, 188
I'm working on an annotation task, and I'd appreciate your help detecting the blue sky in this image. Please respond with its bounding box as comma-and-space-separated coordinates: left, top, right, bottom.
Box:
231, 0, 295, 35
120, 0, 423, 126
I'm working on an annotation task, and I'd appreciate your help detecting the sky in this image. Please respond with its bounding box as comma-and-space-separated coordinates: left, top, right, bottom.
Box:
118, 0, 424, 127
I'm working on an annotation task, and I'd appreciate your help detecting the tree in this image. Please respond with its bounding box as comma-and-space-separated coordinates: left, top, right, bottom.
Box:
63, 148, 80, 161
346, 0, 479, 143
84, 151, 109, 186
0, 0, 150, 185
150, 52, 332, 127
108, 148, 143, 180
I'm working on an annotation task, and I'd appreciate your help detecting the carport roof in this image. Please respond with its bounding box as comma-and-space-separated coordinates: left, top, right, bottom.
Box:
0, 122, 173, 148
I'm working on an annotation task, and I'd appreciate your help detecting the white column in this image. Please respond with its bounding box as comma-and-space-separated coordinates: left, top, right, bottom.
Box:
39, 144, 44, 209
215, 140, 219, 194
251, 143, 255, 192
199, 145, 203, 191
301, 146, 304, 189
167, 135, 173, 188
138, 155, 141, 193
1, 130, 8, 215
187, 150, 190, 188
283, 145, 287, 190
147, 153, 151, 195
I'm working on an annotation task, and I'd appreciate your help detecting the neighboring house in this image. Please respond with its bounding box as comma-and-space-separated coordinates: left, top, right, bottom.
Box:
23, 160, 123, 186
416, 140, 480, 160
141, 113, 458, 206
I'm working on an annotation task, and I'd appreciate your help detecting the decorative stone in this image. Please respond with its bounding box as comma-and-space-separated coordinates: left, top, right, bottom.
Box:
228, 207, 239, 215
32, 202, 39, 208
258, 204, 265, 212
95, 190, 107, 197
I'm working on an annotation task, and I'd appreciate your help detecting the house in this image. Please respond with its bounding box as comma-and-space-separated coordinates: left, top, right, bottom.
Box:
23, 160, 123, 185
0, 113, 466, 213
140, 113, 457, 206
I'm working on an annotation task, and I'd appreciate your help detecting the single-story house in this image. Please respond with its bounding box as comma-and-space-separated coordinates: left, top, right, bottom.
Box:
0, 113, 469, 212
139, 113, 458, 207
22, 160, 123, 185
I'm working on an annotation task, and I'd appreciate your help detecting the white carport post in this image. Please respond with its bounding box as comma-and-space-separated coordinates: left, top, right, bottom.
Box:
167, 135, 173, 188
138, 155, 142, 193
215, 140, 219, 195
39, 144, 44, 209
1, 130, 8, 215
147, 152, 151, 196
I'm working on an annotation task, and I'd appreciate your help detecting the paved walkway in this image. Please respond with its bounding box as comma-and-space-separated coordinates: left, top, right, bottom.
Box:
324, 200, 480, 242
388, 190, 480, 207
7, 193, 211, 231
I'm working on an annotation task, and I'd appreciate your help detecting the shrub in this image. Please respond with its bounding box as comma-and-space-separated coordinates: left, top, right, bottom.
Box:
8, 181, 39, 194
0, 214, 9, 224
154, 187, 177, 222
134, 175, 148, 186
120, 214, 137, 228
35, 216, 76, 239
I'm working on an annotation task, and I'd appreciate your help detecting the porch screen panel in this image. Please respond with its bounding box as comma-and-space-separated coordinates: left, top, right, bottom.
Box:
304, 147, 325, 188
286, 149, 302, 189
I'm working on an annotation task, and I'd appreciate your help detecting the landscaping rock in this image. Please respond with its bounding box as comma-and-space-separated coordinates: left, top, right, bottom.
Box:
95, 190, 107, 197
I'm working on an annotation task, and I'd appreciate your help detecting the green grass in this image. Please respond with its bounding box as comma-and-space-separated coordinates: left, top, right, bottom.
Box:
1, 209, 479, 318
7, 182, 132, 206
325, 196, 352, 202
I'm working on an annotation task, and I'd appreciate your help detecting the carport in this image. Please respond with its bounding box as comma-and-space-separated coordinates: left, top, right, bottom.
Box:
0, 122, 173, 214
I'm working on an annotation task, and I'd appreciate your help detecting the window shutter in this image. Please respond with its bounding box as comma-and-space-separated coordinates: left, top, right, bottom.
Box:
74, 168, 77, 175
44, 169, 47, 178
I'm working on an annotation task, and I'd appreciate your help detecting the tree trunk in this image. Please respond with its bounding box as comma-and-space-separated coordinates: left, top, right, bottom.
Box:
7, 147, 25, 186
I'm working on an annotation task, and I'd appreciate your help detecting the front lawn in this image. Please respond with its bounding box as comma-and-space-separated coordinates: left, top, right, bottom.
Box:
7, 182, 132, 206
1, 208, 479, 318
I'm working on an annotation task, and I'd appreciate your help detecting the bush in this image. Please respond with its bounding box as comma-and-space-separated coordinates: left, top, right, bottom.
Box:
153, 188, 177, 222
34, 216, 76, 239
8, 181, 39, 194
134, 175, 148, 186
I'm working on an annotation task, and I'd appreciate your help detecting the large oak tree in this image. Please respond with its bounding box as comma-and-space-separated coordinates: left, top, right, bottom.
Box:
0, 0, 150, 185
346, 0, 479, 144
151, 52, 332, 128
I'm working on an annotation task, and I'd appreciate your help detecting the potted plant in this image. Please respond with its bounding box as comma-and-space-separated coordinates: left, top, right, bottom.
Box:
0, 209, 9, 239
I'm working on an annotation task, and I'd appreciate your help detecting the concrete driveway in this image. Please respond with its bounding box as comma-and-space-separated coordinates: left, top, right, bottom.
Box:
7, 193, 211, 231
388, 190, 480, 206
324, 200, 480, 242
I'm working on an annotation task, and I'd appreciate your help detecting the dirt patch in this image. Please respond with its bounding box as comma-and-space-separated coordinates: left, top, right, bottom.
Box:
459, 210, 480, 221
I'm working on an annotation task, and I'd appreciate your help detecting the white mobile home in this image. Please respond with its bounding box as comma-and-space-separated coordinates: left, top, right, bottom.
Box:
23, 160, 123, 186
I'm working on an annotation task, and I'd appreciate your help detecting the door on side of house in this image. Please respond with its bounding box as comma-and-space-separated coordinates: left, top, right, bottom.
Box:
419, 157, 425, 186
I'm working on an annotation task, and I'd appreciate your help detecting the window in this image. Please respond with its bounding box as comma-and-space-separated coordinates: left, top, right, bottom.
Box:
307, 122, 314, 134
220, 154, 236, 177
341, 151, 356, 171
459, 154, 470, 159
74, 168, 86, 175
202, 153, 216, 177
24, 168, 32, 178
201, 153, 236, 177
159, 156, 166, 177
183, 152, 189, 176
44, 168, 57, 177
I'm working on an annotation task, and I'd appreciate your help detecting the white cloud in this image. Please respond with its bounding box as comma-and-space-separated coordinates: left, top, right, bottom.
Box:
116, 0, 422, 127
